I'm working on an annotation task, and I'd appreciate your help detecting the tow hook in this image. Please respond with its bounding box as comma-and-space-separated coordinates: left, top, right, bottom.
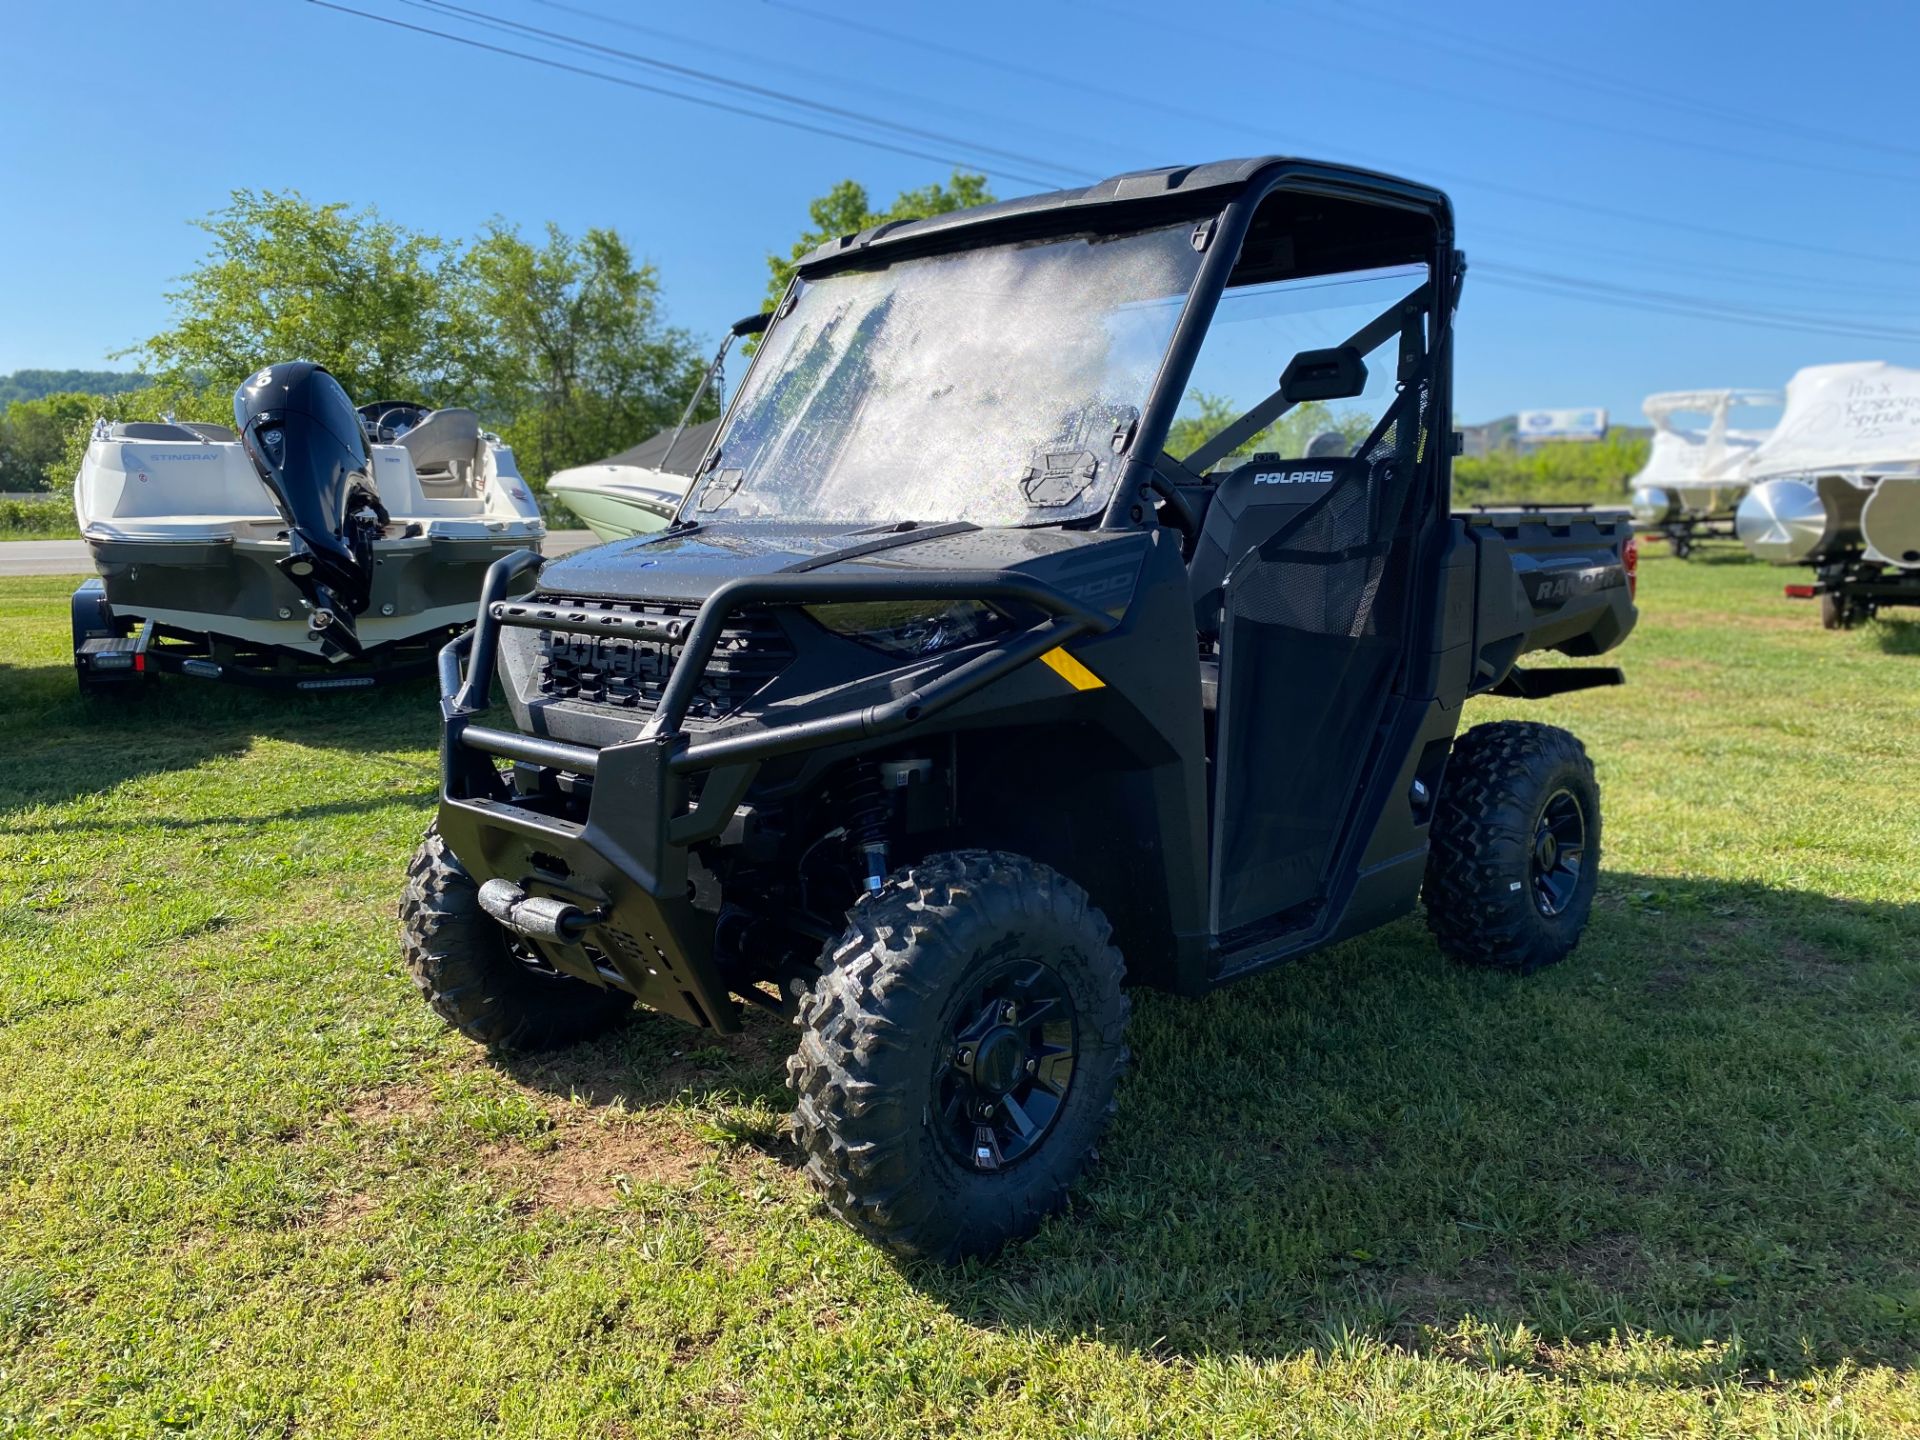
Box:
476, 878, 598, 942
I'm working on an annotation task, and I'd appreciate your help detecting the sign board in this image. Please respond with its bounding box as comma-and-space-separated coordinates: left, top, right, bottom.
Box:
1517, 407, 1608, 442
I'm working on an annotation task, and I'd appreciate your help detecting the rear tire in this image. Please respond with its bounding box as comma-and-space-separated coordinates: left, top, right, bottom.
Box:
399, 823, 632, 1052
787, 850, 1129, 1263
1423, 721, 1601, 975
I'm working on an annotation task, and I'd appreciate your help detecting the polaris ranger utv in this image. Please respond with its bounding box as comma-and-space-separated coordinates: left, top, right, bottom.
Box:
403, 156, 1638, 1261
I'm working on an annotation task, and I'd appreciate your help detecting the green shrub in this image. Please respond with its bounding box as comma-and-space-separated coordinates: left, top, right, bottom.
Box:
1452, 433, 1648, 508
0, 495, 78, 538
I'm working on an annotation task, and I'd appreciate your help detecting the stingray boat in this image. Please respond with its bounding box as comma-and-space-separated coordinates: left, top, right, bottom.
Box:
71, 363, 544, 690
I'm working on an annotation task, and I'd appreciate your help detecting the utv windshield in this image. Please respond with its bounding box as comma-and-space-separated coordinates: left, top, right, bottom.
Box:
696, 224, 1207, 527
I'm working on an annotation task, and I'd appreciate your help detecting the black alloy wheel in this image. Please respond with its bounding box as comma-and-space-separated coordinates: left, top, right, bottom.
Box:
932, 960, 1078, 1172
1530, 788, 1587, 918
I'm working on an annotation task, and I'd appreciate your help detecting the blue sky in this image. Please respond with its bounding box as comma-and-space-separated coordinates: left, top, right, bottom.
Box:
4, 0, 1918, 424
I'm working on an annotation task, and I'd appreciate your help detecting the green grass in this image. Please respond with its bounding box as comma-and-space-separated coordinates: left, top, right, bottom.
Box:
1, 554, 1917, 1437
0, 528, 80, 543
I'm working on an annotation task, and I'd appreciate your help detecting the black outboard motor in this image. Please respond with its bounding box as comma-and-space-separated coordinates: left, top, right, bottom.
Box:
234, 361, 390, 657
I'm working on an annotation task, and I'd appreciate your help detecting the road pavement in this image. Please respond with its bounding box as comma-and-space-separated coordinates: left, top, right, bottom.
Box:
0, 530, 604, 577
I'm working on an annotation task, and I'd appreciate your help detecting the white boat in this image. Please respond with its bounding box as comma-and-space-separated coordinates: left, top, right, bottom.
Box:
544, 417, 714, 542
1628, 389, 1780, 529
1735, 362, 1920, 568
543, 313, 768, 542
71, 363, 544, 688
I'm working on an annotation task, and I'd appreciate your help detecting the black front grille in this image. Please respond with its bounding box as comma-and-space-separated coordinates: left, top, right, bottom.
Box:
531, 594, 793, 719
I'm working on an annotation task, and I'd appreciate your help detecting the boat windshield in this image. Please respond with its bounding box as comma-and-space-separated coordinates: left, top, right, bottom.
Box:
695, 223, 1206, 527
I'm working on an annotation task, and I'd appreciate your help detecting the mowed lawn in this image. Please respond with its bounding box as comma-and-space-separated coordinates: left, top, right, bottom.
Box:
1, 553, 1916, 1438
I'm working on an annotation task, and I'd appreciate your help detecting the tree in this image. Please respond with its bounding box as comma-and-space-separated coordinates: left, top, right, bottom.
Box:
130, 190, 473, 415
0, 392, 116, 491
0, 370, 148, 408
762, 171, 994, 313
119, 192, 708, 486
1165, 390, 1375, 468
460, 222, 709, 484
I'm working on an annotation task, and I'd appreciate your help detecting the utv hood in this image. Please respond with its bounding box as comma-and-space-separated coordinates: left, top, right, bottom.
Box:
535, 522, 872, 603
534, 520, 1113, 604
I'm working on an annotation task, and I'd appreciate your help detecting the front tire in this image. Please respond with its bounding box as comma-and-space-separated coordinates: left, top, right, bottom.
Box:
1423, 721, 1601, 975
399, 824, 632, 1052
787, 851, 1129, 1263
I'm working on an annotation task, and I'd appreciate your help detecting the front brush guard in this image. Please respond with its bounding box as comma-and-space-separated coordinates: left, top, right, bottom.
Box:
436, 548, 1116, 1032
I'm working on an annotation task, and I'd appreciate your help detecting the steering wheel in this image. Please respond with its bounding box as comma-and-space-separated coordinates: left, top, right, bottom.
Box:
357, 402, 431, 443
1143, 466, 1201, 560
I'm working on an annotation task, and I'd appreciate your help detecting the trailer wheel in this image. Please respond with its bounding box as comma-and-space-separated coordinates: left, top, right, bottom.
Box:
1819, 591, 1871, 630
399, 823, 632, 1052
1424, 721, 1601, 975
787, 850, 1129, 1262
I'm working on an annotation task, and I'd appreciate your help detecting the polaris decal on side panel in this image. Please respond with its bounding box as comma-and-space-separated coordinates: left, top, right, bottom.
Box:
1253, 468, 1337, 486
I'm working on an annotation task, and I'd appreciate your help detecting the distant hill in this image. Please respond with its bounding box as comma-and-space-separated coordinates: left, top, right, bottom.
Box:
0, 369, 150, 407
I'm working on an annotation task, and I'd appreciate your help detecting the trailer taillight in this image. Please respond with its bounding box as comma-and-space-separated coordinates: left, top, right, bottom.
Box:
1623, 534, 1639, 600
1783, 584, 1816, 599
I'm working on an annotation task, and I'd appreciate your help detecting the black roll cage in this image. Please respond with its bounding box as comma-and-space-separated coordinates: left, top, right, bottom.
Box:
440, 158, 1462, 830
682, 158, 1459, 535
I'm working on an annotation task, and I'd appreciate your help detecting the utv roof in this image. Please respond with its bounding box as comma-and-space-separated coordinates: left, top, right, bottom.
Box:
794, 156, 1453, 276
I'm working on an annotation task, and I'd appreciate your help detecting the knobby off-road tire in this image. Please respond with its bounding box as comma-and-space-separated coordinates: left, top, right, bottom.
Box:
1424, 720, 1601, 975
788, 850, 1130, 1263
399, 823, 632, 1052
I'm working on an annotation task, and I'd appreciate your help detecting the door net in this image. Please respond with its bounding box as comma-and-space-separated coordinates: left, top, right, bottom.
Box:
1210, 381, 1429, 936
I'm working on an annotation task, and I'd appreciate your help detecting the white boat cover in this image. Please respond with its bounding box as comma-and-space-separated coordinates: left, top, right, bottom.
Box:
1631, 389, 1780, 490
1744, 362, 1920, 481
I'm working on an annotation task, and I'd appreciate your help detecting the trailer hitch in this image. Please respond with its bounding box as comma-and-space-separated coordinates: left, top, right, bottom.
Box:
476, 878, 600, 943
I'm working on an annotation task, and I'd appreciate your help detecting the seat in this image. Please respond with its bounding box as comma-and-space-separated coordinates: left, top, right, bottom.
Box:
1187, 454, 1365, 638
396, 408, 484, 494
109, 421, 207, 442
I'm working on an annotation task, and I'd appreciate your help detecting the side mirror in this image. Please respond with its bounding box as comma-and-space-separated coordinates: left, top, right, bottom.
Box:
731, 311, 773, 338
1280, 346, 1367, 403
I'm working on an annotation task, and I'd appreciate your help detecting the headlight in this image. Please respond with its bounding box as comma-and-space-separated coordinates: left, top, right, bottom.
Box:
803, 599, 1008, 657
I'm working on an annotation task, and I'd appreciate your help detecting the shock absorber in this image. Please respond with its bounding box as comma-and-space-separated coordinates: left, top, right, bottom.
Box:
843, 760, 890, 895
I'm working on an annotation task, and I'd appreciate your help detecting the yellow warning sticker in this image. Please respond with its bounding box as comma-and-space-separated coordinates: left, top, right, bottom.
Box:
1039, 646, 1105, 691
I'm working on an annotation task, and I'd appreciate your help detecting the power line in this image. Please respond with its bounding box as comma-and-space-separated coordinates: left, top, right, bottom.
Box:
1286, 0, 1920, 166
758, 0, 1245, 147
1474, 224, 1920, 300
303, 1, 1067, 188
396, 0, 1088, 183
1476, 263, 1920, 343
524, 0, 1141, 168
1475, 225, 1920, 308
768, 0, 1920, 274
1083, 0, 1920, 191
308, 0, 1920, 347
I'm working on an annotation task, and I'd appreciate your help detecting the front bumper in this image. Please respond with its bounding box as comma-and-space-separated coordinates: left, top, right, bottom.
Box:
435, 549, 1114, 1033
